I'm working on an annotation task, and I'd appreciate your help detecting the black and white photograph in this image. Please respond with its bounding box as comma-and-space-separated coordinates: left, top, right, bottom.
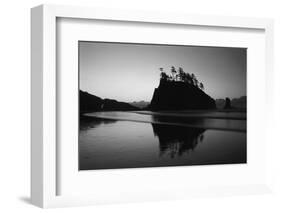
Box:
79, 41, 247, 170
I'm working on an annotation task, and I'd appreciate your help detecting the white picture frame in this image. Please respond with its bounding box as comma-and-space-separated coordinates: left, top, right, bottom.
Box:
31, 4, 274, 208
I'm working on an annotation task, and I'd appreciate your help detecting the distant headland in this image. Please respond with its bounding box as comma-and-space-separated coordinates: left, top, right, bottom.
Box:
79, 90, 138, 113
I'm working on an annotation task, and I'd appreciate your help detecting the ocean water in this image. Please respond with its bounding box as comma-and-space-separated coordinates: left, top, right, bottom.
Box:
79, 112, 246, 170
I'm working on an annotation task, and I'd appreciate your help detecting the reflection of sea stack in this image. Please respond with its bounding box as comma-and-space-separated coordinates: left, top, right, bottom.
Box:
224, 97, 231, 109
152, 124, 205, 157
149, 79, 216, 111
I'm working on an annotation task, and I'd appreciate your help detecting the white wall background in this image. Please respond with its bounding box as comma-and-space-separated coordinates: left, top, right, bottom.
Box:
0, 0, 280, 212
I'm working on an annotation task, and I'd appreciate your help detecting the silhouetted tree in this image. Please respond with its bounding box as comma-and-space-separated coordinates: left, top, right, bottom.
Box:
195, 79, 199, 87
157, 67, 206, 91
181, 72, 187, 83
199, 82, 204, 90
171, 66, 177, 81
178, 67, 185, 81
160, 72, 169, 81
191, 73, 197, 86
185, 73, 192, 84
191, 74, 199, 88
168, 76, 173, 81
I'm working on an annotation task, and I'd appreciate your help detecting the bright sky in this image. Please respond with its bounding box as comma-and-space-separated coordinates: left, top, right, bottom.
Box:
79, 41, 246, 102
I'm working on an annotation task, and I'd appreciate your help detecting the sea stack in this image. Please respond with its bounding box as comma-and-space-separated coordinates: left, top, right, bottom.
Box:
149, 79, 216, 111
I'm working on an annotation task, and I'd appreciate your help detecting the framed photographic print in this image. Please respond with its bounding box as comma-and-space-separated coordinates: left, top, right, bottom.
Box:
78, 41, 247, 170
31, 4, 274, 208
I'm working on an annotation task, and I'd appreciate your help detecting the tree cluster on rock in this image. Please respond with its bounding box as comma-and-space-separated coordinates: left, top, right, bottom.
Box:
159, 67, 204, 91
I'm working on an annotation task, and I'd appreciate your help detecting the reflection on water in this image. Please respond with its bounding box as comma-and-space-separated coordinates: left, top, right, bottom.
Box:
80, 115, 117, 130
152, 124, 205, 158
79, 115, 246, 170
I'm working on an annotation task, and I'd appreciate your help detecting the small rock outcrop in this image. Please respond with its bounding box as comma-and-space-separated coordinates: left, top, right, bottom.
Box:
224, 97, 232, 109
215, 96, 246, 109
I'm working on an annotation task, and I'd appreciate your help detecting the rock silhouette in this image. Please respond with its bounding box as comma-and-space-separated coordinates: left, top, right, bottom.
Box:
102, 99, 139, 111
151, 124, 205, 158
129, 101, 150, 109
231, 96, 246, 109
149, 79, 216, 111
80, 90, 103, 112
216, 96, 246, 109
80, 90, 139, 113
224, 97, 232, 109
